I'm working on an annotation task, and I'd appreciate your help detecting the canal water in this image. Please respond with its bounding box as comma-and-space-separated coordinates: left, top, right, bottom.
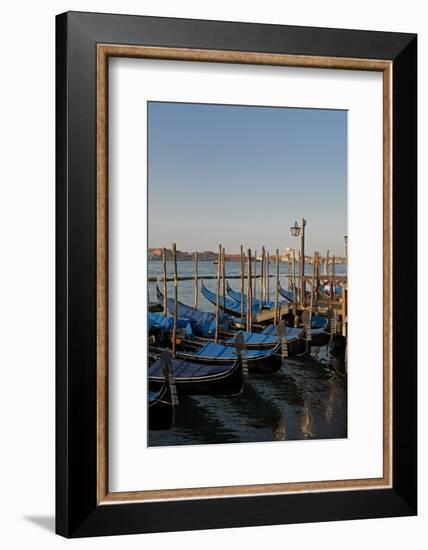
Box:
148, 260, 347, 447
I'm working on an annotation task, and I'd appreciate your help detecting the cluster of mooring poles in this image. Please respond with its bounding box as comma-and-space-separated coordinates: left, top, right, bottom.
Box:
157, 227, 348, 357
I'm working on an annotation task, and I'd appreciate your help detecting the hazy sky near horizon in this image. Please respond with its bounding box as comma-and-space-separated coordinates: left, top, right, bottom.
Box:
148, 102, 347, 256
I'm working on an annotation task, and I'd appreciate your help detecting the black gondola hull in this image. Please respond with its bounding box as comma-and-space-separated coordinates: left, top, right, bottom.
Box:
148, 382, 175, 430
149, 359, 244, 397
246, 352, 282, 373
309, 332, 330, 346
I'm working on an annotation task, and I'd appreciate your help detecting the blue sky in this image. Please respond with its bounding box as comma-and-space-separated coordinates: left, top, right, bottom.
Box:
148, 102, 347, 256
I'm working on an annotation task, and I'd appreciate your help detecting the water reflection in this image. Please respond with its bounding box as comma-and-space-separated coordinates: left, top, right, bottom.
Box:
149, 345, 347, 447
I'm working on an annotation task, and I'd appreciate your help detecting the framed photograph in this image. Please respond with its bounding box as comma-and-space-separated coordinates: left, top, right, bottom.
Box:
56, 11, 417, 537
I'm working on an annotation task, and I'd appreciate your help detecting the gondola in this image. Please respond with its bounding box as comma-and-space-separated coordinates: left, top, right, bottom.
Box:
155, 287, 307, 362
226, 281, 288, 309
253, 313, 327, 352
153, 289, 306, 360
183, 339, 282, 373
148, 301, 164, 313
278, 284, 297, 302
190, 329, 278, 351
156, 286, 231, 336
306, 314, 330, 345
257, 322, 307, 357
200, 282, 260, 317
148, 351, 178, 430
148, 312, 193, 336
150, 305, 280, 350
310, 315, 329, 335
189, 320, 306, 354
149, 349, 244, 396
151, 337, 282, 373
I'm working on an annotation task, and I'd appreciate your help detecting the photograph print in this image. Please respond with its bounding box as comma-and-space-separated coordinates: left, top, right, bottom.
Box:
147, 101, 348, 447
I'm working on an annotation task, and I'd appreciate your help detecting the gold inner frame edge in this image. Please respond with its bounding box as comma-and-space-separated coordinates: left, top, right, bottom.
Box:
96, 44, 393, 504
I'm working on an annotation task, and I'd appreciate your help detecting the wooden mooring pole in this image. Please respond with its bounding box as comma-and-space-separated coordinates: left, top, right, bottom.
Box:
253, 249, 257, 300
162, 247, 167, 316
342, 283, 347, 337
292, 249, 297, 316
332, 255, 336, 300
240, 245, 245, 321
247, 248, 253, 332
222, 246, 226, 312
309, 252, 315, 321
315, 251, 320, 302
194, 251, 199, 309
266, 250, 270, 301
300, 218, 306, 307
172, 242, 178, 358
260, 246, 265, 311
215, 244, 222, 343
343, 236, 348, 337
275, 249, 279, 325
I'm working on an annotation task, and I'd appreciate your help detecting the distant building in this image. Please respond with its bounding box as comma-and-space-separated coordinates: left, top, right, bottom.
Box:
282, 246, 293, 262
149, 248, 219, 261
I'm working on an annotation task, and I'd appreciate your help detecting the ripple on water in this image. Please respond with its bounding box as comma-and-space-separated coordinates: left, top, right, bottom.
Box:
148, 344, 347, 447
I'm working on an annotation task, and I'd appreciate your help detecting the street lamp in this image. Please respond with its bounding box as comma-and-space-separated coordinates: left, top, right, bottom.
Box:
290, 221, 300, 237
290, 218, 307, 307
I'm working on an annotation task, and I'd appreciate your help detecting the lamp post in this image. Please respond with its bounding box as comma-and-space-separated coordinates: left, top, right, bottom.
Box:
290, 218, 307, 307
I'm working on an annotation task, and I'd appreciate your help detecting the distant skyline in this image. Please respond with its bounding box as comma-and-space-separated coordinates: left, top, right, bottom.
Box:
148, 102, 347, 256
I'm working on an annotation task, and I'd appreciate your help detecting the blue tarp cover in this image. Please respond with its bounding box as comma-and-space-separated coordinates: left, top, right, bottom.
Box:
310, 315, 329, 334
156, 287, 230, 337
225, 330, 277, 346
261, 325, 305, 341
196, 341, 275, 361
148, 312, 193, 337
148, 390, 159, 402
226, 282, 289, 309
201, 283, 259, 316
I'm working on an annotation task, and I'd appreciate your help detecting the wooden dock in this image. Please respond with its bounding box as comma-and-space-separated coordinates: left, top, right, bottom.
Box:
254, 303, 291, 323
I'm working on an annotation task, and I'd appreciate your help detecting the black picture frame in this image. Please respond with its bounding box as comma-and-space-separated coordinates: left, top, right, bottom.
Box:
56, 11, 417, 538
